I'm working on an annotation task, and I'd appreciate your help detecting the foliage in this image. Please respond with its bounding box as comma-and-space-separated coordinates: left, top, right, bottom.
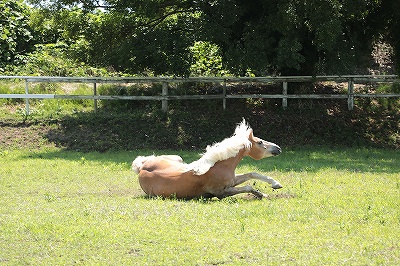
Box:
189, 41, 226, 76
368, 0, 400, 75
28, 7, 97, 61
198, 0, 375, 75
22, 0, 399, 76
0, 82, 24, 105
0, 147, 399, 264
0, 0, 34, 70
7, 42, 114, 76
84, 9, 198, 75
96, 83, 162, 111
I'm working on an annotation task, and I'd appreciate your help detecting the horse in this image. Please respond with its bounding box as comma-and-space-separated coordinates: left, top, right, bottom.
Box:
132, 119, 282, 199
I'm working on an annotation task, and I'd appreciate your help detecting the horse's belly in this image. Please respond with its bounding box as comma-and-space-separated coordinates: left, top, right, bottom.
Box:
138, 170, 204, 199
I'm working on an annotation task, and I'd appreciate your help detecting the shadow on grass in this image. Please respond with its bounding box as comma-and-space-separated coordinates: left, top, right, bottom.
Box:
20, 146, 400, 175
131, 191, 296, 203
39, 97, 399, 153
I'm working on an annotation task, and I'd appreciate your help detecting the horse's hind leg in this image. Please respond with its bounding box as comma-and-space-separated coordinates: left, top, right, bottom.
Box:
218, 185, 265, 199
234, 172, 283, 189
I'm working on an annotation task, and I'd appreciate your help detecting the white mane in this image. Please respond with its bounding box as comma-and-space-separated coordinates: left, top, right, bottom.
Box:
186, 119, 252, 175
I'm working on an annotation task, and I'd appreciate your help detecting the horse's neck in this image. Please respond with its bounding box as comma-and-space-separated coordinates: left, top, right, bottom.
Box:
188, 147, 248, 175
218, 148, 247, 170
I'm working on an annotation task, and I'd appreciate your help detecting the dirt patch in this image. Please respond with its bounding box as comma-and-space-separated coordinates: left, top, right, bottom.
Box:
0, 122, 55, 150
242, 192, 296, 200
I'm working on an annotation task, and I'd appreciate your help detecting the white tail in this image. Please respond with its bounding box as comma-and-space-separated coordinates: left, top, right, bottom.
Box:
132, 155, 155, 174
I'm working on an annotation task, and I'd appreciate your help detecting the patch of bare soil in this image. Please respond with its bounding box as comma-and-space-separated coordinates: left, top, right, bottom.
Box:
0, 122, 55, 150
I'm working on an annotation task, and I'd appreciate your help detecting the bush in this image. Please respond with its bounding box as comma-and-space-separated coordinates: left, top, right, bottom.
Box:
7, 43, 115, 77
356, 83, 400, 112
0, 0, 33, 70
189, 41, 227, 76
69, 84, 93, 107
97, 84, 162, 111
0, 81, 25, 105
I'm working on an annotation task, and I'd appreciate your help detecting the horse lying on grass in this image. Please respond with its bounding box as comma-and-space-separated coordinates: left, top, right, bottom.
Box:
132, 119, 282, 199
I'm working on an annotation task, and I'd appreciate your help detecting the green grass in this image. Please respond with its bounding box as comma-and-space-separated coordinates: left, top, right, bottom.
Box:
0, 147, 399, 265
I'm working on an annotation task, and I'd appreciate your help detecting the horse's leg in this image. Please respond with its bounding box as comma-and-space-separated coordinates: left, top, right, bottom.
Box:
217, 185, 265, 199
234, 172, 283, 189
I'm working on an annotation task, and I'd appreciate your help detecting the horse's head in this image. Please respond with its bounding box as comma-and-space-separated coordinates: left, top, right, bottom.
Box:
247, 130, 281, 160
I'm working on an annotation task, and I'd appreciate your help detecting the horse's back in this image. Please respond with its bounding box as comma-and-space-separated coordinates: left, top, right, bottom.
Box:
140, 156, 187, 177
133, 155, 183, 173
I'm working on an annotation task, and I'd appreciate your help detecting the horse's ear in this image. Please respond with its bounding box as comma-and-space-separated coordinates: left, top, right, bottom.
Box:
249, 129, 254, 140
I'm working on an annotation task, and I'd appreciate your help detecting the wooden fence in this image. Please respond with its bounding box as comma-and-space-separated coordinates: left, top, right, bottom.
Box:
0, 75, 399, 114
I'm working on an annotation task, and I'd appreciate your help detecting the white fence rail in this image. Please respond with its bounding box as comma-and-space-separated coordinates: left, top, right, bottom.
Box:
0, 75, 399, 114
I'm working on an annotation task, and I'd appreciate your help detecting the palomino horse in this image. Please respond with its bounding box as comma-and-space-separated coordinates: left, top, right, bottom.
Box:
132, 119, 282, 199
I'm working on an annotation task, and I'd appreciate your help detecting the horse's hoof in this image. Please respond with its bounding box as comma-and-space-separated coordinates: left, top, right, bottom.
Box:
272, 183, 283, 189
252, 190, 264, 199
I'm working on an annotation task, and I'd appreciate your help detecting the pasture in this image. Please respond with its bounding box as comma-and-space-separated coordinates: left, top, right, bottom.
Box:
1, 147, 399, 265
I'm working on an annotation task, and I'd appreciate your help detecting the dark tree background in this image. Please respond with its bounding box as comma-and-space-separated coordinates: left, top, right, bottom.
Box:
2, 0, 399, 76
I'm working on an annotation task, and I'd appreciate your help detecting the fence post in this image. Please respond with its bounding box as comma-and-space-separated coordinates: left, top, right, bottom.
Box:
222, 80, 227, 110
282, 81, 288, 109
93, 82, 98, 113
25, 79, 30, 115
347, 78, 354, 111
162, 82, 168, 112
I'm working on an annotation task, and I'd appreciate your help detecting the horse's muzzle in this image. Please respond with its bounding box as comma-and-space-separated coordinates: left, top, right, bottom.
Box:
271, 146, 282, 156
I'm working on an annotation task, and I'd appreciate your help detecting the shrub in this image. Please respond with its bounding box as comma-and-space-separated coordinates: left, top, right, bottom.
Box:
7, 43, 115, 77
0, 81, 25, 105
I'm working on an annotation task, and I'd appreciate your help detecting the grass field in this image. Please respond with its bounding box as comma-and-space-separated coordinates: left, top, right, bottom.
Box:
0, 146, 399, 265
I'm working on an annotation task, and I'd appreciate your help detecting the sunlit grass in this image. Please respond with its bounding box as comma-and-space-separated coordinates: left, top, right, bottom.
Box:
0, 147, 399, 265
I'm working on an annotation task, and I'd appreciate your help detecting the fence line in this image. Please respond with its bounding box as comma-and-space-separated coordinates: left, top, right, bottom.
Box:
0, 75, 399, 114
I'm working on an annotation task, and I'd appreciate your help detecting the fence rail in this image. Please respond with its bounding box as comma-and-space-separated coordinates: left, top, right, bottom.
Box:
0, 75, 399, 114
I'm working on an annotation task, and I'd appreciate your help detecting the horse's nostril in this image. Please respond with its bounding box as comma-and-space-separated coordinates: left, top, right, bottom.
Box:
272, 147, 281, 156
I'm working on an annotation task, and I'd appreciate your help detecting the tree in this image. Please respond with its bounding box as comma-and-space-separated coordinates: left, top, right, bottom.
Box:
367, 0, 400, 74
26, 0, 399, 76
0, 0, 33, 69
198, 0, 380, 75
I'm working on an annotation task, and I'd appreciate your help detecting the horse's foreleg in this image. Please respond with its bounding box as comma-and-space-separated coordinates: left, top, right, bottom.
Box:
218, 185, 265, 199
234, 172, 283, 189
